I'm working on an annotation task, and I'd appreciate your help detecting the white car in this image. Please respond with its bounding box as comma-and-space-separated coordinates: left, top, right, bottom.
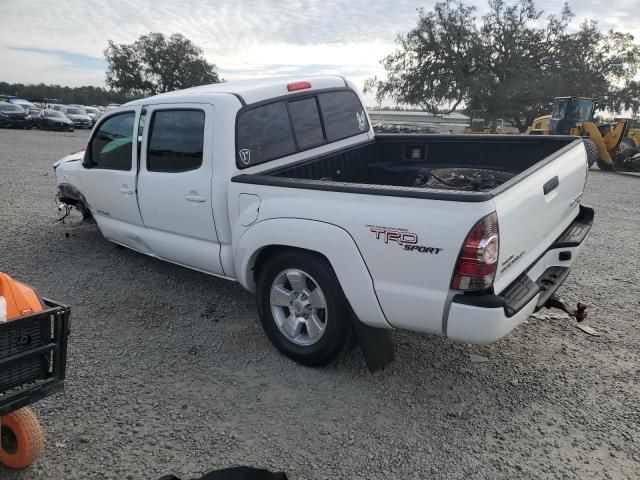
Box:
54, 76, 593, 368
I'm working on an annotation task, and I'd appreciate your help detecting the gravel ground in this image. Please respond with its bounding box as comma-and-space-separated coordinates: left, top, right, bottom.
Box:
0, 128, 638, 480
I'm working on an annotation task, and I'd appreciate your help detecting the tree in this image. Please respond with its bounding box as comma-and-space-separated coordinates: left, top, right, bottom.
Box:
104, 33, 221, 97
366, 0, 640, 130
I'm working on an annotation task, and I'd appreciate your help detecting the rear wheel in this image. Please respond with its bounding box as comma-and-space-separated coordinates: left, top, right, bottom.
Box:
617, 141, 635, 158
596, 158, 616, 171
609, 141, 636, 171
256, 250, 350, 366
0, 407, 44, 469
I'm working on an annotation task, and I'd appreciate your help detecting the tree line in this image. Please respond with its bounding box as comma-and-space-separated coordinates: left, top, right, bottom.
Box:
0, 82, 131, 106
365, 0, 640, 130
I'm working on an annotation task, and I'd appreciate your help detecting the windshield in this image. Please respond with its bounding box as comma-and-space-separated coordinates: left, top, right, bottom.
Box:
0, 103, 23, 112
45, 110, 66, 118
66, 107, 86, 115
567, 99, 594, 122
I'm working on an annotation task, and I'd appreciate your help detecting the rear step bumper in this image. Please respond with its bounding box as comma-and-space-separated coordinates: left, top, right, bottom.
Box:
446, 205, 593, 344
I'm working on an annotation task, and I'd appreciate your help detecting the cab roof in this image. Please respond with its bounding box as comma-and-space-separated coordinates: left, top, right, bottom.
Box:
554, 96, 597, 101
125, 75, 350, 107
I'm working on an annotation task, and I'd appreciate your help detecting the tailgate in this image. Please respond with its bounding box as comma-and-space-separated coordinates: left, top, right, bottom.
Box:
492, 139, 587, 293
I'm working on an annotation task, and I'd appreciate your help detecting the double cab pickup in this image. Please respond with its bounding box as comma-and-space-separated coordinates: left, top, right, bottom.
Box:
54, 76, 593, 366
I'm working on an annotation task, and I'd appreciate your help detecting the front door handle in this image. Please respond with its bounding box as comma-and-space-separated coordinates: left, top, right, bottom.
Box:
184, 193, 206, 203
120, 187, 135, 195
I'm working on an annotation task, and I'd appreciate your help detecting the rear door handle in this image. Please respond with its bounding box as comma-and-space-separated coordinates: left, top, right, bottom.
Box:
543, 176, 559, 195
120, 187, 135, 195
184, 194, 206, 203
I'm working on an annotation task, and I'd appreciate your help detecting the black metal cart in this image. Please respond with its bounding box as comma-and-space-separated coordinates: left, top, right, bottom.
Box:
0, 299, 70, 469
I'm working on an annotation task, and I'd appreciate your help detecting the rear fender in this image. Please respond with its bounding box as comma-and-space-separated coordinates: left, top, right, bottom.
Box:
235, 218, 390, 329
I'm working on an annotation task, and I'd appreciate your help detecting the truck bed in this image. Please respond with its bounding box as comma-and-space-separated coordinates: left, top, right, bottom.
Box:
233, 134, 579, 201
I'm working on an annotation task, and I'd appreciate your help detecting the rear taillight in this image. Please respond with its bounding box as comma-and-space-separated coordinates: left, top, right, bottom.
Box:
451, 212, 499, 291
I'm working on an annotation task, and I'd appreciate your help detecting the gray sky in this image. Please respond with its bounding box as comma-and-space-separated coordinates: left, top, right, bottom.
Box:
1, 0, 638, 102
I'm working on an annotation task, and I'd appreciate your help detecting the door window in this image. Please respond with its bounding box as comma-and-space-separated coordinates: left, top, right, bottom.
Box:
88, 112, 135, 170
147, 110, 205, 172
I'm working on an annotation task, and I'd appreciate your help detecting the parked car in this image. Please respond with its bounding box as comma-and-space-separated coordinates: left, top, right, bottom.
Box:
104, 103, 120, 112
83, 106, 101, 125
64, 106, 92, 129
0, 102, 35, 129
37, 109, 74, 131
26, 106, 41, 117
53, 76, 593, 367
6, 97, 37, 112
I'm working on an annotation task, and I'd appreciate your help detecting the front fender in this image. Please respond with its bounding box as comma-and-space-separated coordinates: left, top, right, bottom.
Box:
235, 218, 391, 329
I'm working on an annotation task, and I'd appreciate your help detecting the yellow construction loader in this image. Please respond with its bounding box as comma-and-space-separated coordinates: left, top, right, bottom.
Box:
527, 97, 631, 171
464, 110, 491, 134
464, 110, 519, 134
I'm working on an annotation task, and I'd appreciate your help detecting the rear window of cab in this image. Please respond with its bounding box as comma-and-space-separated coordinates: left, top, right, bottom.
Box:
236, 89, 369, 168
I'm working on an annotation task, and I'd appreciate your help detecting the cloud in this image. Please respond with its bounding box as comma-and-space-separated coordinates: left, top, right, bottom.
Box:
0, 0, 638, 98
9, 48, 107, 70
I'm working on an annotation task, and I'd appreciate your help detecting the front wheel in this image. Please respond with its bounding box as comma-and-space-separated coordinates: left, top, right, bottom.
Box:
0, 407, 44, 469
256, 251, 351, 366
583, 138, 599, 168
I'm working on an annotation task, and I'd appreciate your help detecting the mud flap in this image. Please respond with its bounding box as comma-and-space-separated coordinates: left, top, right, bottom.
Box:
351, 314, 395, 373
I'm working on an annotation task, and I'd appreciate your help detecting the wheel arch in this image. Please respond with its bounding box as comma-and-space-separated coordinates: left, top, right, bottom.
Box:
56, 182, 92, 219
235, 218, 390, 329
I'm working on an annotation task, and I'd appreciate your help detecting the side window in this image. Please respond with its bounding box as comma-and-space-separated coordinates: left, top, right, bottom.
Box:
237, 101, 296, 167
88, 112, 135, 170
288, 98, 324, 149
318, 91, 368, 141
147, 110, 205, 172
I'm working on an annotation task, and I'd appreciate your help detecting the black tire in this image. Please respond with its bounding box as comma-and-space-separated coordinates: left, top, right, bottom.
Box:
596, 157, 616, 171
621, 138, 638, 156
256, 250, 351, 367
582, 138, 599, 168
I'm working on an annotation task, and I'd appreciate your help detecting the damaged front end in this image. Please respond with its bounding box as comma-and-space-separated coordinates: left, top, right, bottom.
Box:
55, 183, 93, 222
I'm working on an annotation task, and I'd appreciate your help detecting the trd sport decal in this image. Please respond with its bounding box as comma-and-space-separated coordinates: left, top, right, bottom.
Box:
366, 225, 442, 254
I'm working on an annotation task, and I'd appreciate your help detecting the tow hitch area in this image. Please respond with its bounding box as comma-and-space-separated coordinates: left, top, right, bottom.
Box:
544, 295, 601, 336
545, 295, 588, 322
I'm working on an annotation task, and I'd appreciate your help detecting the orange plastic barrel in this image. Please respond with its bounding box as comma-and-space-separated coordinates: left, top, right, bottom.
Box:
0, 273, 44, 321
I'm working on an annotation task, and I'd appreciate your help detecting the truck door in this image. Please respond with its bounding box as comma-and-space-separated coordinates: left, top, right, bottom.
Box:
137, 103, 223, 275
79, 107, 145, 248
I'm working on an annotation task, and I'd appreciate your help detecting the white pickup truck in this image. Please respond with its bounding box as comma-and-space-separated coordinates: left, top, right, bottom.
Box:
54, 76, 593, 368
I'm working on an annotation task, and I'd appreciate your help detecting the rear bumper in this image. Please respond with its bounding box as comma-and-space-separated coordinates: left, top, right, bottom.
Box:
446, 205, 593, 344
